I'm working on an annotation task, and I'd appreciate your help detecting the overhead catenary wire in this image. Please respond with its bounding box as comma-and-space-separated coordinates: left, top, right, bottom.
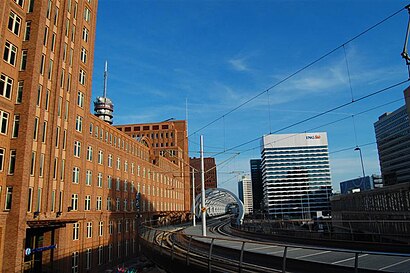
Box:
212, 90, 408, 168
189, 5, 407, 138
210, 79, 410, 157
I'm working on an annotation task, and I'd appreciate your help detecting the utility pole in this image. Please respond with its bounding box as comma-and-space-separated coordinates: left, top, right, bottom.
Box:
192, 167, 196, 227
200, 135, 207, 236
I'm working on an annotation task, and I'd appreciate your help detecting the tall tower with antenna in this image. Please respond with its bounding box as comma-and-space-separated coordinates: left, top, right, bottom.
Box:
94, 61, 114, 124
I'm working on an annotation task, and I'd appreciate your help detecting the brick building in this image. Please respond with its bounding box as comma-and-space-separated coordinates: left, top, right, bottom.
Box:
190, 157, 217, 197
0, 0, 188, 272
115, 120, 190, 211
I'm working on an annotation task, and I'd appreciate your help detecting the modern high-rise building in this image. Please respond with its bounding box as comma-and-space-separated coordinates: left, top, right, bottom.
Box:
190, 157, 217, 197
250, 159, 263, 212
261, 133, 332, 219
374, 87, 410, 186
0, 1, 188, 272
238, 175, 253, 214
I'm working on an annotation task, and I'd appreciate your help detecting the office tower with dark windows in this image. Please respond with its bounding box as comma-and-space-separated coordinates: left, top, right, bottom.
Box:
261, 133, 332, 219
0, 1, 189, 272
250, 159, 263, 212
374, 87, 410, 186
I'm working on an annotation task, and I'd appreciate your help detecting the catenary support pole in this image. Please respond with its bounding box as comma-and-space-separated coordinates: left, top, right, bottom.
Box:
200, 135, 207, 236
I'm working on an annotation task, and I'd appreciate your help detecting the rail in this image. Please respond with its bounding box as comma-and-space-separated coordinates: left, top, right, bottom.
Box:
138, 219, 410, 273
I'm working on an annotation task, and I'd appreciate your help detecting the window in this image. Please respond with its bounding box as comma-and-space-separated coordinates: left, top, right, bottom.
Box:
51, 33, 56, 52
73, 141, 81, 157
86, 222, 92, 238
30, 151, 35, 176
71, 25, 75, 42
97, 173, 102, 187
43, 27, 48, 46
82, 27, 89, 42
124, 180, 128, 192
75, 116, 82, 132
8, 11, 21, 36
98, 150, 103, 164
85, 195, 91, 211
28, 0, 34, 12
33, 117, 38, 140
108, 154, 112, 167
77, 91, 84, 107
79, 69, 86, 85
40, 54, 45, 74
71, 194, 78, 210
99, 222, 103, 236
20, 50, 27, 70
3, 41, 17, 66
116, 198, 120, 211
116, 157, 120, 170
86, 170, 92, 186
98, 246, 103, 265
96, 196, 102, 210
108, 244, 113, 262
36, 188, 42, 212
0, 148, 4, 171
60, 159, 65, 181
107, 176, 112, 189
109, 221, 114, 235
85, 249, 91, 270
8, 150, 16, 174
51, 190, 55, 212
5, 187, 12, 210
16, 81, 23, 103
80, 47, 87, 63
27, 188, 33, 212
106, 197, 112, 211
84, 7, 91, 22
72, 252, 79, 273
47, 59, 53, 80
45, 90, 50, 110
124, 161, 128, 172
117, 220, 122, 234
116, 178, 120, 191
86, 146, 93, 161
73, 223, 79, 240
14, 0, 24, 7
0, 74, 13, 100
72, 167, 79, 183
46, 0, 52, 18
55, 127, 60, 147
36, 85, 42, 106
54, 7, 59, 26
124, 199, 127, 211
39, 153, 44, 177
62, 130, 67, 149
24, 21, 31, 40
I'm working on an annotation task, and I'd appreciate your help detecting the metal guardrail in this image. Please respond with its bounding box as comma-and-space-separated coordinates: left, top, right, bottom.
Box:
138, 220, 410, 273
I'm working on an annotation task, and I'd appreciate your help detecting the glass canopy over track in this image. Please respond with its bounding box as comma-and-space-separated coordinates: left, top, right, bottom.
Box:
194, 188, 245, 225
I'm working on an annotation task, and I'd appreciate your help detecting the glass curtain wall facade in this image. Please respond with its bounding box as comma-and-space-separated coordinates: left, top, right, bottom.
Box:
261, 133, 332, 219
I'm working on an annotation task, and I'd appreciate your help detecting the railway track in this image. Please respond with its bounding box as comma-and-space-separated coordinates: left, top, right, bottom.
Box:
139, 216, 410, 273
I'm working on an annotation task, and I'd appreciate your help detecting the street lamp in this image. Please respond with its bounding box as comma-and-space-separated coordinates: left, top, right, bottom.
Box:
354, 146, 366, 178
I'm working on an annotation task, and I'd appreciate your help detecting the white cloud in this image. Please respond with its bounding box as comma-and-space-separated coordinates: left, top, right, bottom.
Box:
228, 57, 250, 72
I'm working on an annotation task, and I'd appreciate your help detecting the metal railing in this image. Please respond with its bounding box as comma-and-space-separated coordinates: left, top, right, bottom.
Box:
138, 220, 410, 273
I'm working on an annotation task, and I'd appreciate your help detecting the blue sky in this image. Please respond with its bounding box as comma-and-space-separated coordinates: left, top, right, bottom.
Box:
92, 0, 409, 195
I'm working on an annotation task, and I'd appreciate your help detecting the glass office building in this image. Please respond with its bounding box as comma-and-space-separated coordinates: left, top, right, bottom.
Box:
261, 133, 332, 219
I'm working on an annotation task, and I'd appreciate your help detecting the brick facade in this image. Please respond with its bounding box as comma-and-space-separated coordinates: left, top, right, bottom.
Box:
0, 0, 189, 272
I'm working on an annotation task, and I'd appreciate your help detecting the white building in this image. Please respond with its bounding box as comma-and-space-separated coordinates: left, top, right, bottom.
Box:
261, 132, 332, 219
238, 175, 253, 214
